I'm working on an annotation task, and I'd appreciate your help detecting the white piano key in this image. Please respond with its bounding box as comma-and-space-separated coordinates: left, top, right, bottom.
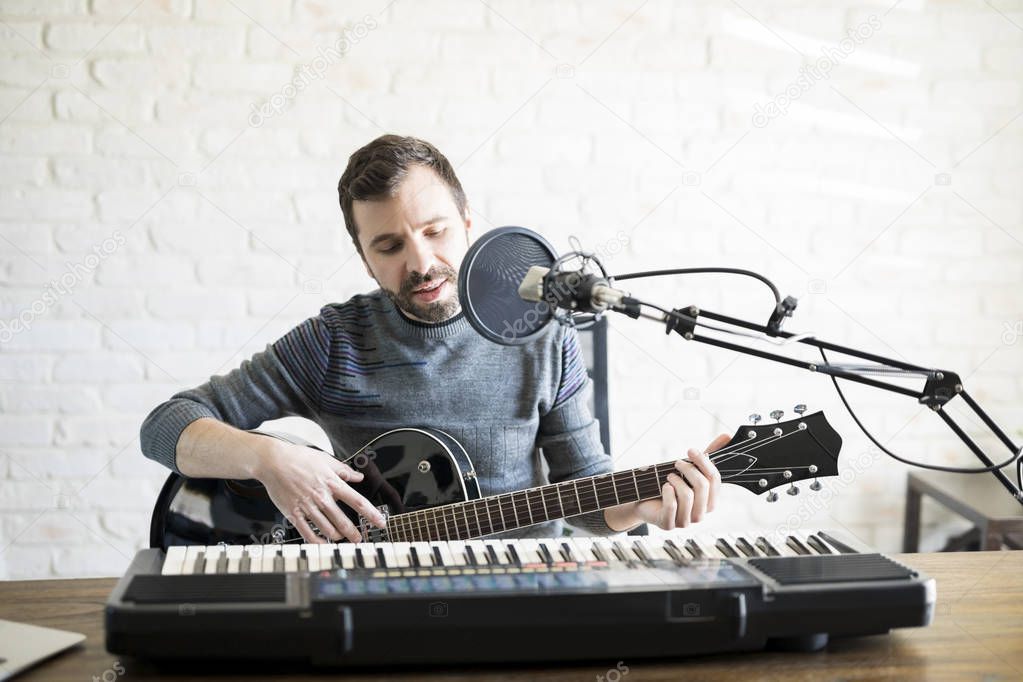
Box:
536, 538, 564, 562
632, 537, 672, 562
411, 541, 435, 567
514, 538, 543, 564
162, 546, 187, 575
465, 540, 489, 565
482, 540, 511, 565
281, 543, 300, 572
336, 543, 356, 569
436, 540, 463, 566
202, 545, 224, 574
356, 543, 377, 568
261, 545, 280, 573
376, 542, 398, 568
300, 544, 319, 571
242, 546, 263, 573
558, 539, 583, 563
567, 537, 597, 561
389, 542, 412, 568
182, 545, 205, 575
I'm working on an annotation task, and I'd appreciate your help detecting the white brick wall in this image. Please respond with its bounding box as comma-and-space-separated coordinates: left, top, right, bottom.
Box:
1, 0, 1021, 578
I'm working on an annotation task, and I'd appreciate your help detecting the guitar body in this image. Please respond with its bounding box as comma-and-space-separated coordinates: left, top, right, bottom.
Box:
150, 427, 479, 551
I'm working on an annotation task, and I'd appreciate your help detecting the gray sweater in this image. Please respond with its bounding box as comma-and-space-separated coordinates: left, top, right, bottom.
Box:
140, 290, 617, 537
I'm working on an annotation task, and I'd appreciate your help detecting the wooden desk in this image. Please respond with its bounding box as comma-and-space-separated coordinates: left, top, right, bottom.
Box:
1, 552, 1021, 681
904, 470, 1023, 552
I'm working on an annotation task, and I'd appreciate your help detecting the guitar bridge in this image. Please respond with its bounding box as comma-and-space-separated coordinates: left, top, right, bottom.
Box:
358, 505, 391, 543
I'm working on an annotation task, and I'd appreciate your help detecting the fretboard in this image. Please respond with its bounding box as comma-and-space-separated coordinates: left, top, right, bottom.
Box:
384, 461, 683, 542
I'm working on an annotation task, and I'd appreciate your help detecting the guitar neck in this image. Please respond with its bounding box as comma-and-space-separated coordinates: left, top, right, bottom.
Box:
386, 460, 684, 542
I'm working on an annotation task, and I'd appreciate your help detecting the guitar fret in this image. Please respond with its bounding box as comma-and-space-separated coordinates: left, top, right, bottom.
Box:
471, 502, 482, 538
574, 481, 582, 513
417, 510, 428, 541
592, 477, 600, 510
539, 488, 549, 521
431, 509, 443, 541
612, 473, 620, 505
483, 498, 495, 534
495, 496, 507, 531
632, 470, 640, 500
461, 504, 472, 541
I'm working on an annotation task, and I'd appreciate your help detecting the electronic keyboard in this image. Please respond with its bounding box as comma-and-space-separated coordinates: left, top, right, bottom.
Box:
105, 528, 935, 666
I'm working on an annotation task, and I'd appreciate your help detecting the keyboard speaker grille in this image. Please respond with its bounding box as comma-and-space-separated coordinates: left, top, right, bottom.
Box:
123, 574, 287, 604
747, 553, 913, 585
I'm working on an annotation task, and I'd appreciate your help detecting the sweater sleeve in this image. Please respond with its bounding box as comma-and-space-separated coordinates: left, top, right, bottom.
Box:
139, 315, 331, 474
536, 326, 618, 536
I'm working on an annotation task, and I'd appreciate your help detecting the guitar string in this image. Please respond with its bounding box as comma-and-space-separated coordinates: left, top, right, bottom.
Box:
389, 428, 809, 542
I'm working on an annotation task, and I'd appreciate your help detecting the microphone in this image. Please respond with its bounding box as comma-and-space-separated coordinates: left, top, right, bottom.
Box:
457, 226, 639, 347
517, 265, 627, 313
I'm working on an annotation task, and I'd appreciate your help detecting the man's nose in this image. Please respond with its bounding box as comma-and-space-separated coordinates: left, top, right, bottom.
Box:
405, 236, 435, 278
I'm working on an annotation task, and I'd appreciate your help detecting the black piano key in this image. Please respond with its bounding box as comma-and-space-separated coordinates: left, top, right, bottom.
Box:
432, 546, 445, 566
215, 554, 228, 574
560, 542, 575, 562
805, 534, 833, 555
630, 541, 652, 563
333, 547, 343, 569
239, 555, 251, 573
715, 538, 740, 558
409, 545, 422, 568
192, 552, 205, 575
591, 543, 613, 563
611, 541, 632, 562
272, 554, 284, 572
817, 530, 858, 554
537, 543, 555, 565
465, 544, 480, 566
376, 547, 388, 568
755, 536, 781, 557
734, 537, 760, 558
486, 545, 501, 565
680, 539, 704, 559
506, 543, 524, 567
786, 535, 812, 555
661, 540, 685, 563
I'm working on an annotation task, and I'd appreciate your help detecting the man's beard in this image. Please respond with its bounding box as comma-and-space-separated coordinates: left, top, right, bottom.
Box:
382, 265, 461, 323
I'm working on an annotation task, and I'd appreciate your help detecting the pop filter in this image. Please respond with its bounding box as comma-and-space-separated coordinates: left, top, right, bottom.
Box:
457, 226, 557, 345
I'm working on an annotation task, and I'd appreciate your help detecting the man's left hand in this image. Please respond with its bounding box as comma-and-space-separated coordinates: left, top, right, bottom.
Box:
606, 433, 728, 532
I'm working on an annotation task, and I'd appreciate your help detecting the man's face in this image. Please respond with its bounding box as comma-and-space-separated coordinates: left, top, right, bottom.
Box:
353, 165, 471, 323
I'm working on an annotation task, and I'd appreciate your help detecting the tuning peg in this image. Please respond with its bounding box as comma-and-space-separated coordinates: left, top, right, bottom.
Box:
770, 410, 784, 422
794, 404, 807, 416
787, 484, 800, 496
766, 491, 778, 503
810, 479, 822, 492
749, 413, 761, 425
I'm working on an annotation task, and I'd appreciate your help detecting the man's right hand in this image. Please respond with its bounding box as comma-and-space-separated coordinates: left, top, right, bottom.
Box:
254, 441, 387, 544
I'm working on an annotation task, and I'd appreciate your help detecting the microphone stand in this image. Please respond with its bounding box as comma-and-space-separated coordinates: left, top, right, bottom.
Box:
601, 289, 1023, 506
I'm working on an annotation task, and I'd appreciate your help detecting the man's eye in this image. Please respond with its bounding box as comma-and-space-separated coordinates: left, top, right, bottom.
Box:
426, 227, 446, 238
378, 243, 400, 254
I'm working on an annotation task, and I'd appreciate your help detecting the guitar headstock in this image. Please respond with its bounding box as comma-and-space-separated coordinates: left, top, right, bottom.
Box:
712, 406, 842, 501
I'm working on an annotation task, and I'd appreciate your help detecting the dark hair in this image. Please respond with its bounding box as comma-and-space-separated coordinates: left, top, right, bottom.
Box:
337, 134, 467, 254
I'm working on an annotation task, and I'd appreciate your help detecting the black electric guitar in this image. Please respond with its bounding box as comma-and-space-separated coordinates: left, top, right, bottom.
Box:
150, 410, 841, 550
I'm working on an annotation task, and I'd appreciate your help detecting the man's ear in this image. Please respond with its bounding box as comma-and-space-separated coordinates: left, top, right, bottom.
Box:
462, 204, 472, 234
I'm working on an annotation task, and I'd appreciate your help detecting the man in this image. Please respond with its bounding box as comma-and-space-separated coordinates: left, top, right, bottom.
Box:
141, 134, 725, 544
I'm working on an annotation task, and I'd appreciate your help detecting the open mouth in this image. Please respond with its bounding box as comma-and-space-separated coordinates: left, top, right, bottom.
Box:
411, 279, 447, 301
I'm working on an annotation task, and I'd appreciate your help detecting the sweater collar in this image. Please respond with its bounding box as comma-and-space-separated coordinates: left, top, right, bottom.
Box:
378, 291, 472, 340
